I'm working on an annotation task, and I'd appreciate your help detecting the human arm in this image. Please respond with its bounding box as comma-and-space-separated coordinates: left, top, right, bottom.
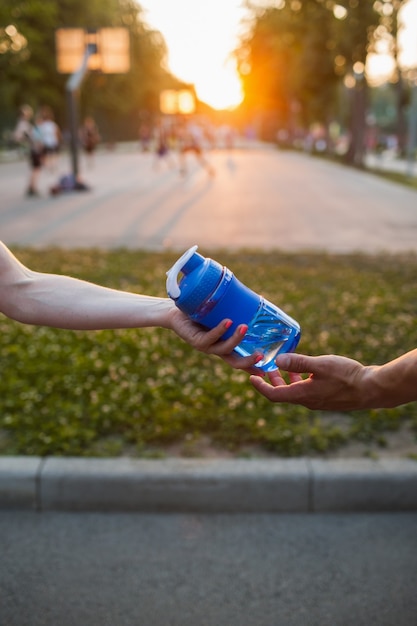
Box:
13, 119, 31, 144
0, 241, 176, 330
249, 350, 417, 410
0, 242, 260, 370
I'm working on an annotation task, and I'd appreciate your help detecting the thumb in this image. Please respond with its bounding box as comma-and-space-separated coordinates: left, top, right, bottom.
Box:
275, 353, 320, 374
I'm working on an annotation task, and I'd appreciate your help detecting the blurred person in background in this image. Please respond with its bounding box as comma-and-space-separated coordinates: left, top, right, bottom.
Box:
153, 118, 176, 170
177, 119, 215, 178
13, 104, 45, 197
80, 116, 100, 168
38, 105, 61, 172
139, 120, 152, 152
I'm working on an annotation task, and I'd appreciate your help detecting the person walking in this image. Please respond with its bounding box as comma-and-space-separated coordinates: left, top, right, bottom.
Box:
13, 104, 45, 197
177, 119, 215, 178
153, 119, 176, 170
38, 105, 61, 172
80, 116, 100, 168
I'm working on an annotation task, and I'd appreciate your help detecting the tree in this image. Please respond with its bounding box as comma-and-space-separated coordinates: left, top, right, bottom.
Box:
0, 0, 62, 131
236, 4, 304, 139
368, 0, 408, 155
235, 0, 383, 165
0, 0, 182, 140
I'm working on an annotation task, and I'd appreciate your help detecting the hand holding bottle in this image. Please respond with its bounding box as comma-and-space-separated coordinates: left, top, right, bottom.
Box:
167, 306, 265, 374
166, 246, 300, 372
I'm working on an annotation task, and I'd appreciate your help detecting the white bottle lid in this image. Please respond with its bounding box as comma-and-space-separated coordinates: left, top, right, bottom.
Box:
166, 245, 198, 299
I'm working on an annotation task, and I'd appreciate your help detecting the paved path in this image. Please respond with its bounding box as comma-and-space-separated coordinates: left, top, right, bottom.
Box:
1, 146, 417, 253
1, 511, 417, 626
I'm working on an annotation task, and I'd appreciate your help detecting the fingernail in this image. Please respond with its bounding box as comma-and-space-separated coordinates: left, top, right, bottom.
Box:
255, 354, 264, 364
224, 320, 233, 329
239, 324, 248, 336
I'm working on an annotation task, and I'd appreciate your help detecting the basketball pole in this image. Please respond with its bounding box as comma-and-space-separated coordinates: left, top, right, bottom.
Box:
66, 43, 95, 181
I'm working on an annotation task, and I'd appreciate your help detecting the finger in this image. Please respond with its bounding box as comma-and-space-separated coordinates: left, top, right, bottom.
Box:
215, 323, 248, 352
222, 352, 265, 375
190, 319, 234, 352
266, 369, 288, 386
250, 375, 305, 403
275, 353, 320, 375
288, 372, 304, 383
204, 319, 235, 345
250, 375, 286, 400
204, 323, 251, 356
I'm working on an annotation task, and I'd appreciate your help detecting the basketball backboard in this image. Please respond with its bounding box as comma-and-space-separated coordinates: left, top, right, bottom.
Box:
55, 28, 130, 74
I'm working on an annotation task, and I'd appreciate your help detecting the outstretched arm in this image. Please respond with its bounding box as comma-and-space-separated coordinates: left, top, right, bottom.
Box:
0, 241, 176, 330
0, 242, 260, 371
250, 350, 417, 410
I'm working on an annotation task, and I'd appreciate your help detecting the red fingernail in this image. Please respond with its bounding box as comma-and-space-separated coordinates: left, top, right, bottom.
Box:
224, 320, 233, 329
255, 354, 264, 363
239, 324, 248, 336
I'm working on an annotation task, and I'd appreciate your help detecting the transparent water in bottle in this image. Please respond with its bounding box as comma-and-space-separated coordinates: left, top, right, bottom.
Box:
232, 298, 300, 372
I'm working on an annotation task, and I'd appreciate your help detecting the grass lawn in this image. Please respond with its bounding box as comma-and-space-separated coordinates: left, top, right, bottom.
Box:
1, 246, 417, 459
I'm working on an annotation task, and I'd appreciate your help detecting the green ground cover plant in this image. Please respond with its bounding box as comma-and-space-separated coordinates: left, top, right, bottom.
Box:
363, 167, 417, 191
1, 247, 416, 458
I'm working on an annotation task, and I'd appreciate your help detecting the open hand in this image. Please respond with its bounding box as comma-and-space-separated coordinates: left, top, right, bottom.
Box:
250, 352, 370, 411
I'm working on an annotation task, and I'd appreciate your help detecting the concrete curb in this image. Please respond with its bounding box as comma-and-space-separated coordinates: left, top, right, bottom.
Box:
1, 456, 417, 513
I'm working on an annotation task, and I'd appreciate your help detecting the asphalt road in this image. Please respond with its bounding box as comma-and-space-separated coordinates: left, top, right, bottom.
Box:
1, 511, 417, 626
1, 145, 417, 253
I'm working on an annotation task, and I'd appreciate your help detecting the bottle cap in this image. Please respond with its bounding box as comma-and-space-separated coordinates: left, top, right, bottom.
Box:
166, 245, 223, 316
166, 245, 198, 299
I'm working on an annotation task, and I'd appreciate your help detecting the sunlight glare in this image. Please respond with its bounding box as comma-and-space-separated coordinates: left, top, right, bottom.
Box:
141, 0, 417, 109
141, 0, 246, 110
366, 53, 396, 85
190, 59, 243, 110
365, 0, 417, 84
398, 0, 417, 69
333, 5, 348, 20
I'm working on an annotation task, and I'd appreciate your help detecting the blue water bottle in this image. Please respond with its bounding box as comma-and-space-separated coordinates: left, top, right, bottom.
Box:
166, 245, 301, 372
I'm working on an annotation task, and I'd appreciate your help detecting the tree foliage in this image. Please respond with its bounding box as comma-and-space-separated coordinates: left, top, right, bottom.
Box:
235, 0, 400, 144
0, 0, 182, 139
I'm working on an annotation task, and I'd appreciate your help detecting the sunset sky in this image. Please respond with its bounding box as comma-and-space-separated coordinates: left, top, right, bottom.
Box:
140, 0, 417, 110
140, 0, 248, 109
